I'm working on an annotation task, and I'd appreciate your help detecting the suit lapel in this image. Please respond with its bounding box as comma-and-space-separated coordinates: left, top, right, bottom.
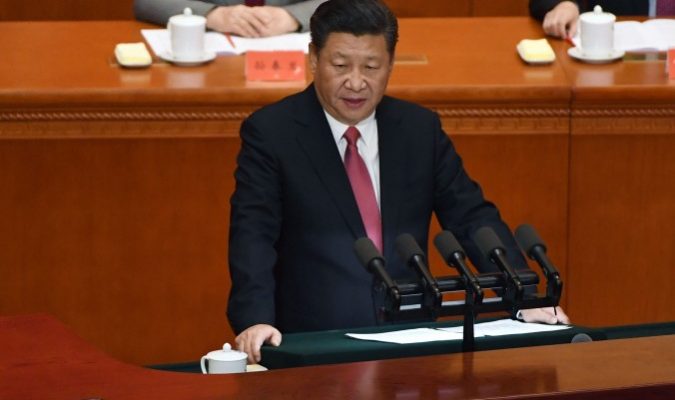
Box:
294, 85, 366, 240
377, 97, 406, 258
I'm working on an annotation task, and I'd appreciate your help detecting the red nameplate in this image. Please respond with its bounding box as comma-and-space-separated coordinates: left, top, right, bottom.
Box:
245, 51, 306, 81
668, 48, 675, 80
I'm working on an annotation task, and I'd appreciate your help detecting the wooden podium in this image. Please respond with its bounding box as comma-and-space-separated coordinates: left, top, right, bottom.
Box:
2, 314, 674, 399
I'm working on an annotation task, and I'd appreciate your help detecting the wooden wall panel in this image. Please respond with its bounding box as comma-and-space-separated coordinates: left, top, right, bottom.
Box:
0, 137, 238, 365
567, 133, 675, 327
473, 0, 529, 16
384, 0, 471, 17
0, 0, 533, 20
0, 0, 134, 20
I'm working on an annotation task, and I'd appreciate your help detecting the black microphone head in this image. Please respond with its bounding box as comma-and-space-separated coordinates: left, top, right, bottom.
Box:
395, 233, 425, 263
473, 226, 505, 258
354, 237, 383, 273
515, 224, 547, 255
434, 231, 464, 260
570, 333, 593, 343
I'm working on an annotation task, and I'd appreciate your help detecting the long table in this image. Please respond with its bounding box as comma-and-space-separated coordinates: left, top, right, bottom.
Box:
0, 18, 673, 366
2, 314, 674, 399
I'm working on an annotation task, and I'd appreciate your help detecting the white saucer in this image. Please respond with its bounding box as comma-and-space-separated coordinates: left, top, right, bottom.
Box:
159, 50, 216, 66
567, 47, 625, 64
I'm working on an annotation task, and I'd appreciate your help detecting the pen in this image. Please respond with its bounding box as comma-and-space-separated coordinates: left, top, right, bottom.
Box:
225, 33, 237, 49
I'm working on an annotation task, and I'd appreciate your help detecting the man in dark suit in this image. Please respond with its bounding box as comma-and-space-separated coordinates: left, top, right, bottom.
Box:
529, 1, 651, 38
229, 0, 570, 363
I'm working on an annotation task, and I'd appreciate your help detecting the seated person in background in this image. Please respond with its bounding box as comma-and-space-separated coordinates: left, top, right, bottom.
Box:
134, 0, 327, 37
529, 0, 663, 39
229, 0, 570, 364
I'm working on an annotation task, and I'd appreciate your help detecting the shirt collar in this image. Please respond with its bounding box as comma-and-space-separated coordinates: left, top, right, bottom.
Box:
324, 110, 377, 148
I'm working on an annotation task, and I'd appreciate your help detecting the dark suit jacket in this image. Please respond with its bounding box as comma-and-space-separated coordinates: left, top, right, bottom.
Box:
227, 85, 527, 334
529, 0, 649, 20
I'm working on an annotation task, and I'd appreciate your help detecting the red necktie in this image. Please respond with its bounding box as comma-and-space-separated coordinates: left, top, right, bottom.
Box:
343, 126, 383, 252
245, 0, 265, 6
657, 0, 675, 15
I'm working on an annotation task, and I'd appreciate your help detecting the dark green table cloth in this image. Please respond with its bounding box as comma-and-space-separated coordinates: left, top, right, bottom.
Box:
152, 320, 675, 372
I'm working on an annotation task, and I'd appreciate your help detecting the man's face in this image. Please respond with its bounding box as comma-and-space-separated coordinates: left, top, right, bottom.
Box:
310, 33, 393, 126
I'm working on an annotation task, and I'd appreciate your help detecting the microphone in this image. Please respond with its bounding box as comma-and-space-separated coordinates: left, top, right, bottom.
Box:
473, 227, 524, 298
433, 231, 483, 301
395, 234, 442, 316
514, 224, 563, 301
354, 237, 400, 305
514, 224, 561, 280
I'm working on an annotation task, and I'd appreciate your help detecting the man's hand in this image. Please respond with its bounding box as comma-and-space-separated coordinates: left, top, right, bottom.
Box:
542, 1, 580, 39
520, 306, 570, 325
234, 324, 282, 364
206, 5, 299, 38
252, 6, 300, 37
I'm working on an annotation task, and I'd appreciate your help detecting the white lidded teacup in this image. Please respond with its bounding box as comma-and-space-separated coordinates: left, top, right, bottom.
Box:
579, 5, 616, 58
200, 343, 248, 374
167, 8, 206, 61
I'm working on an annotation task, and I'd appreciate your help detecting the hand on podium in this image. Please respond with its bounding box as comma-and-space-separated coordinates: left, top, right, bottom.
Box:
520, 306, 570, 325
235, 323, 282, 364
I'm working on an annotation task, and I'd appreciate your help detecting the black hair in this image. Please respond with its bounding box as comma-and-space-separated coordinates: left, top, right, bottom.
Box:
310, 0, 398, 57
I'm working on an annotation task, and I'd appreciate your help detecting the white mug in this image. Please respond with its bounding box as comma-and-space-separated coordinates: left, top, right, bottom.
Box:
200, 343, 247, 374
167, 8, 206, 61
579, 5, 616, 58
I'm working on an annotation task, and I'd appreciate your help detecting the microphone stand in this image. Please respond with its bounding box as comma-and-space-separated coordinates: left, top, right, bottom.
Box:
355, 226, 564, 353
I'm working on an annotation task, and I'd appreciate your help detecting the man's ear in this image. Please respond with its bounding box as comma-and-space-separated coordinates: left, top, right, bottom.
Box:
309, 43, 318, 73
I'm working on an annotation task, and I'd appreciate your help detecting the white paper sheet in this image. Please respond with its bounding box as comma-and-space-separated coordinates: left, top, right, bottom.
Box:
141, 29, 311, 57
230, 33, 311, 54
346, 319, 571, 344
438, 318, 571, 336
346, 327, 465, 344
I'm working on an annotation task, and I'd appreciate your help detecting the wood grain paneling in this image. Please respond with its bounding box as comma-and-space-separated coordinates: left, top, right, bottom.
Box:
555, 49, 675, 327
384, 0, 470, 17
473, 0, 529, 16
0, 0, 532, 21
567, 130, 675, 327
0, 138, 237, 364
0, 0, 134, 20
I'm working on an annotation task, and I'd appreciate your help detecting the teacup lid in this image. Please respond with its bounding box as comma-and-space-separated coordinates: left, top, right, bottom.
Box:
580, 5, 616, 24
205, 343, 248, 362
169, 8, 206, 25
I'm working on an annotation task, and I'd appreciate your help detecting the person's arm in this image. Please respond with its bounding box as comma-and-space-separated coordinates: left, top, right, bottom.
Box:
134, 0, 217, 26
227, 116, 283, 360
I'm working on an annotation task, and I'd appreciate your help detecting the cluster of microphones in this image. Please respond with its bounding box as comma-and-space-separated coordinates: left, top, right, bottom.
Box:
354, 224, 563, 329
